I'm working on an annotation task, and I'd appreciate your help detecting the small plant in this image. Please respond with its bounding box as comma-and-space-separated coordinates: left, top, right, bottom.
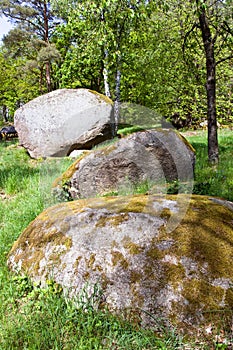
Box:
166, 180, 193, 194
76, 282, 105, 312
12, 274, 34, 298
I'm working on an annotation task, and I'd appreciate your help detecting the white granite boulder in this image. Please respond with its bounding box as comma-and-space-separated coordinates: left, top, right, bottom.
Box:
14, 89, 114, 158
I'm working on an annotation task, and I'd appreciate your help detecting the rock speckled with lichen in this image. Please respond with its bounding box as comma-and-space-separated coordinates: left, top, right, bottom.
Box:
7, 194, 233, 334
14, 88, 114, 158
53, 129, 195, 199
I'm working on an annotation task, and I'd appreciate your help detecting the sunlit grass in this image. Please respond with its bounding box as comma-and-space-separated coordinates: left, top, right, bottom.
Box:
183, 129, 233, 201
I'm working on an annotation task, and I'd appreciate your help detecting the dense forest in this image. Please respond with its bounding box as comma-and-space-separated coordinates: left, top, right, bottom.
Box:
0, 0, 232, 160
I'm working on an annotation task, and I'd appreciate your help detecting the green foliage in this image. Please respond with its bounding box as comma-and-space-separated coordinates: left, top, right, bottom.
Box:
53, 20, 104, 90
52, 0, 150, 97
51, 0, 233, 129
0, 49, 43, 121
1, 0, 232, 128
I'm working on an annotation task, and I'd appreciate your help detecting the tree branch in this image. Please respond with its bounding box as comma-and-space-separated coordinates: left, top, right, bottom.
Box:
215, 32, 229, 57
216, 54, 233, 66
223, 21, 233, 36
182, 22, 198, 59
2, 9, 44, 36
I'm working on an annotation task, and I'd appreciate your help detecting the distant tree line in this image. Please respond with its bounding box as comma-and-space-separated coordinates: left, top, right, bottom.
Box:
0, 0, 232, 162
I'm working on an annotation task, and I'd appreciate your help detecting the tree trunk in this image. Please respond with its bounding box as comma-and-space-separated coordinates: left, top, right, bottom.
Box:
100, 10, 111, 99
197, 1, 219, 163
43, 1, 52, 92
114, 60, 121, 136
103, 49, 111, 98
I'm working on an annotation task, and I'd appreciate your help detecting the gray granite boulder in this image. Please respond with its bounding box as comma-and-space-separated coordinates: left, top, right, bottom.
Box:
14, 89, 114, 158
7, 194, 233, 334
55, 129, 195, 200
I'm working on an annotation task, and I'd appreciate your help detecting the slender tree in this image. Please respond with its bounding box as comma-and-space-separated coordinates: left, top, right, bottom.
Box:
52, 0, 149, 133
182, 0, 233, 163
197, 0, 218, 163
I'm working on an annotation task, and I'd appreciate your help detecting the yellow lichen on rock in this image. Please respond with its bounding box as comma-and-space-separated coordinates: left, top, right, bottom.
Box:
88, 89, 113, 105
52, 151, 90, 189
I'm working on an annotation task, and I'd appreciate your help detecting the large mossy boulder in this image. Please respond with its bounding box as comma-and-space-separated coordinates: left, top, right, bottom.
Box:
53, 129, 195, 199
8, 194, 233, 334
14, 88, 114, 158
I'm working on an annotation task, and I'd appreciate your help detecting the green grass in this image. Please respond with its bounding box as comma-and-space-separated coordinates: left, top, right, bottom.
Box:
0, 130, 232, 349
1, 276, 173, 350
183, 129, 233, 201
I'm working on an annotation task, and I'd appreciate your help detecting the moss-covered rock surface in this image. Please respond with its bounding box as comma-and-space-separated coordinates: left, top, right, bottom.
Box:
8, 194, 233, 334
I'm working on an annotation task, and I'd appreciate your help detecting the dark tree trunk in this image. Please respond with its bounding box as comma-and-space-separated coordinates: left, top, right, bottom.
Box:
43, 1, 52, 92
197, 0, 219, 163
43, 0, 49, 43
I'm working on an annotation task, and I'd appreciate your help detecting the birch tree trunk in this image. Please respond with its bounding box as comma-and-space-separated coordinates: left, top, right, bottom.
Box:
114, 62, 121, 136
103, 49, 111, 98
